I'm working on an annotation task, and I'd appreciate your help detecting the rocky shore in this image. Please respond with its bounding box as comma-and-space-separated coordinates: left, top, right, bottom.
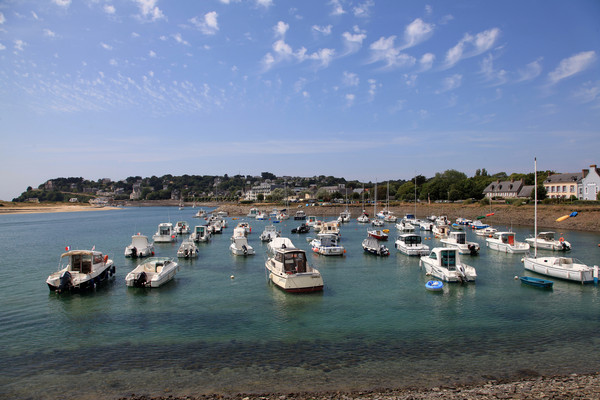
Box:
214, 203, 600, 233
120, 373, 600, 400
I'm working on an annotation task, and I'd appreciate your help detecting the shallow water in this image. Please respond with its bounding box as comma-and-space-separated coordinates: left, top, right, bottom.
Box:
1, 207, 599, 399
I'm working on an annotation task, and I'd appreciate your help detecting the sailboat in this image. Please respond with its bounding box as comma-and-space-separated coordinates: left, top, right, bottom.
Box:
522, 158, 598, 283
379, 182, 397, 222
357, 184, 369, 223
371, 181, 384, 227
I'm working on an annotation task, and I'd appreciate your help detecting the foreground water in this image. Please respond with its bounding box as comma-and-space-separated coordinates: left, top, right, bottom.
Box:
1, 207, 599, 399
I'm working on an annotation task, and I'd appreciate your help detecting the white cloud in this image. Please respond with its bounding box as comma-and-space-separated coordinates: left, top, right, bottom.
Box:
548, 51, 596, 85
274, 21, 289, 38
353, 0, 374, 18
109, 59, 117, 66
132, 32, 140, 38
0, 12, 5, 24
14, 39, 26, 51
53, 0, 71, 7
0, 43, 6, 51
329, 0, 345, 15
134, 0, 165, 22
256, 0, 273, 8
425, 5, 433, 15
437, 74, 462, 93
345, 93, 355, 107
172, 33, 189, 46
32, 11, 39, 20
517, 58, 542, 82
367, 78, 378, 101
341, 26, 366, 55
308, 48, 335, 68
571, 81, 600, 104
419, 53, 435, 71
149, 50, 157, 57
444, 27, 500, 68
480, 54, 507, 86
368, 36, 416, 69
104, 5, 116, 14
312, 25, 332, 35
43, 29, 56, 38
342, 71, 359, 87
400, 18, 434, 50
191, 11, 219, 35
100, 42, 113, 50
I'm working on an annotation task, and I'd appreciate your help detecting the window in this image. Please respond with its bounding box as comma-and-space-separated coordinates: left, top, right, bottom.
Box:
570, 186, 575, 193
562, 185, 566, 192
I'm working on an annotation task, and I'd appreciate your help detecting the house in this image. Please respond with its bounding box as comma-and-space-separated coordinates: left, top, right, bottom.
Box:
321, 184, 346, 194
130, 183, 142, 200
544, 172, 582, 199
581, 164, 600, 200
483, 179, 528, 199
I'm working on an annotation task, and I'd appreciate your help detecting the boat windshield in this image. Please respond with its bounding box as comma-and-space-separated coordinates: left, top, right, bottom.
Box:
283, 251, 307, 274
404, 235, 421, 245
71, 253, 93, 273
455, 233, 466, 244
159, 226, 171, 235
440, 250, 457, 271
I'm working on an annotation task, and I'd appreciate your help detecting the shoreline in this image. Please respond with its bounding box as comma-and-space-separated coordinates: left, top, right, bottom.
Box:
119, 373, 600, 400
0, 203, 122, 215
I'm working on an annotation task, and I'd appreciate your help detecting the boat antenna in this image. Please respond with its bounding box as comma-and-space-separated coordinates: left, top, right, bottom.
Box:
534, 157, 538, 258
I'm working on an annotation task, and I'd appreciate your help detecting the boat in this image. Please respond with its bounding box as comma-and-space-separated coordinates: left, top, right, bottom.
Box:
255, 211, 268, 220
306, 215, 318, 226
357, 212, 370, 223
475, 226, 497, 237
395, 220, 415, 232
425, 280, 444, 291
338, 209, 351, 223
125, 257, 179, 288
247, 207, 259, 218
294, 210, 307, 220
525, 232, 571, 251
177, 240, 198, 259
362, 236, 390, 256
193, 209, 207, 218
230, 229, 255, 256
47, 249, 116, 292
432, 224, 450, 238
440, 231, 480, 255
470, 220, 489, 230
310, 233, 345, 256
522, 257, 596, 283
377, 182, 396, 222
152, 222, 177, 243
191, 225, 211, 242
216, 211, 228, 218
418, 220, 434, 231
291, 223, 310, 234
319, 221, 341, 238
367, 229, 388, 241
486, 231, 530, 253
519, 276, 553, 289
236, 221, 252, 235
124, 233, 155, 258
420, 247, 477, 283
174, 221, 190, 235
451, 223, 463, 230
371, 218, 385, 227
265, 247, 323, 293
267, 237, 296, 254
456, 217, 472, 226
260, 224, 280, 242
394, 233, 429, 256
275, 210, 289, 220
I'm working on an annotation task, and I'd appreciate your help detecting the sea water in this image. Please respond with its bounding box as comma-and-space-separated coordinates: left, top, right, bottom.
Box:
1, 207, 599, 399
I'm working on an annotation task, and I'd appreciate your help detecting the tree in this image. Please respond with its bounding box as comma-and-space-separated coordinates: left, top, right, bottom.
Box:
256, 193, 264, 201
261, 172, 276, 180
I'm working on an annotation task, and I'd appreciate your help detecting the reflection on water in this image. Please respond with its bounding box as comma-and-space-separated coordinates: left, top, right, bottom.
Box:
0, 207, 599, 399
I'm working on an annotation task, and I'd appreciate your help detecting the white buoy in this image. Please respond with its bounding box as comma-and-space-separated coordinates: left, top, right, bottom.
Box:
514, 276, 519, 280
230, 275, 235, 279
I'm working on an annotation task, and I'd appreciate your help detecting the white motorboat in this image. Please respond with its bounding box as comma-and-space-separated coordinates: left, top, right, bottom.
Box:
440, 231, 480, 255
420, 247, 477, 283
310, 233, 345, 256
338, 210, 351, 223
255, 211, 268, 220
265, 247, 323, 293
384, 212, 397, 223
432, 224, 451, 238
362, 236, 390, 256
267, 237, 296, 254
174, 221, 190, 235
260, 224, 280, 242
394, 233, 429, 256
470, 220, 490, 230
191, 225, 211, 242
319, 221, 341, 238
525, 232, 571, 251
235, 222, 252, 235
216, 211, 228, 218
177, 240, 199, 259
456, 217, 472, 226
247, 207, 259, 218
193, 209, 206, 218
306, 216, 318, 226
47, 249, 116, 292
371, 218, 385, 227
486, 232, 530, 253
396, 221, 415, 232
124, 233, 155, 258
357, 212, 370, 223
475, 226, 497, 237
230, 234, 255, 256
125, 257, 179, 288
153, 222, 177, 243
418, 220, 434, 231
294, 210, 307, 220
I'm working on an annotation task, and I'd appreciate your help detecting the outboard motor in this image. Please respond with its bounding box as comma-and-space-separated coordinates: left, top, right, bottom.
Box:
242, 245, 248, 255
468, 244, 478, 256
184, 248, 189, 258
58, 271, 72, 292
134, 271, 147, 287
131, 247, 137, 258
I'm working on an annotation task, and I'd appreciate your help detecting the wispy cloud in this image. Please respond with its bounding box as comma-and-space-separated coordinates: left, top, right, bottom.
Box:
342, 71, 359, 87
353, 0, 374, 18
52, 0, 71, 7
516, 58, 542, 82
256, 0, 273, 8
172, 33, 189, 46
100, 42, 113, 50
134, 0, 165, 22
14, 39, 26, 52
437, 74, 462, 93
571, 81, 600, 105
368, 36, 416, 69
480, 54, 507, 86
274, 21, 289, 38
341, 26, 366, 56
419, 53, 435, 71
399, 18, 434, 50
329, 0, 345, 16
312, 24, 332, 35
104, 5, 116, 15
190, 11, 219, 35
547, 51, 596, 85
443, 27, 500, 68
43, 29, 57, 38
0, 12, 5, 24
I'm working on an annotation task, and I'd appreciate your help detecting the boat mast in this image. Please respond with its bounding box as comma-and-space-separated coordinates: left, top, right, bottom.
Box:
414, 174, 417, 218
534, 157, 538, 258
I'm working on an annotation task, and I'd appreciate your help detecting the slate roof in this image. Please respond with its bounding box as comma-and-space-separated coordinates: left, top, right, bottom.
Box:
544, 173, 582, 184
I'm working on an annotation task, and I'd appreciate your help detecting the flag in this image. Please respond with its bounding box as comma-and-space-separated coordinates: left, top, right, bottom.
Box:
91, 245, 95, 251
65, 246, 70, 251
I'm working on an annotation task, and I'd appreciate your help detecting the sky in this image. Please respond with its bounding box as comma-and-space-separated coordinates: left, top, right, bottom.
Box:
1, 0, 599, 200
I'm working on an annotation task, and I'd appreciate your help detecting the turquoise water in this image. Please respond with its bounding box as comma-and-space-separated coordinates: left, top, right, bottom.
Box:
1, 207, 600, 399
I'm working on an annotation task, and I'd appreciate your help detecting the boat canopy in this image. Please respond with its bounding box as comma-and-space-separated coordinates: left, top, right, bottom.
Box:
451, 232, 466, 244
275, 250, 308, 274
399, 234, 422, 245
61, 251, 103, 273
537, 232, 556, 241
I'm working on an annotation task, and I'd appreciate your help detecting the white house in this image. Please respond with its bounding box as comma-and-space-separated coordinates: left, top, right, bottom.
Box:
580, 164, 600, 200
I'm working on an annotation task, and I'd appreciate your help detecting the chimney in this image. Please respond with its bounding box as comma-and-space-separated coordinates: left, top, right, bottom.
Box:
590, 164, 597, 169
582, 169, 589, 178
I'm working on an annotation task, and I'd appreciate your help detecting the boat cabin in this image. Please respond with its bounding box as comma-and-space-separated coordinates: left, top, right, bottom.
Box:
62, 251, 104, 274
131, 234, 150, 248
537, 232, 556, 241
274, 249, 308, 274
158, 224, 173, 236
397, 234, 422, 245
194, 225, 208, 235
427, 248, 458, 271
449, 231, 466, 244
493, 232, 515, 245
316, 233, 340, 246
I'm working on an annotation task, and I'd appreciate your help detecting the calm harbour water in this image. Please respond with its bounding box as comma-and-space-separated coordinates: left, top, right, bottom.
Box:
1, 206, 600, 399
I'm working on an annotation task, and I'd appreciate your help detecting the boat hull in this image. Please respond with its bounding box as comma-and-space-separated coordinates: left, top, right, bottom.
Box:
519, 276, 553, 288
47, 262, 116, 292
420, 259, 476, 283
486, 240, 529, 254
266, 270, 323, 293
523, 257, 594, 283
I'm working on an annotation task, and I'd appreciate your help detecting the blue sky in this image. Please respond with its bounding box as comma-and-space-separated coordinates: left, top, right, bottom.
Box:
1, 0, 599, 200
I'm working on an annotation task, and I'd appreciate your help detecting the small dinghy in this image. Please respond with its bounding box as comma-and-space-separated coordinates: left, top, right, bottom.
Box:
425, 280, 444, 291
519, 276, 553, 289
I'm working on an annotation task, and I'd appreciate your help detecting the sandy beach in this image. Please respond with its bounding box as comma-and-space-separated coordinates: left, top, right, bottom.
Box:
0, 202, 122, 215
120, 373, 600, 400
